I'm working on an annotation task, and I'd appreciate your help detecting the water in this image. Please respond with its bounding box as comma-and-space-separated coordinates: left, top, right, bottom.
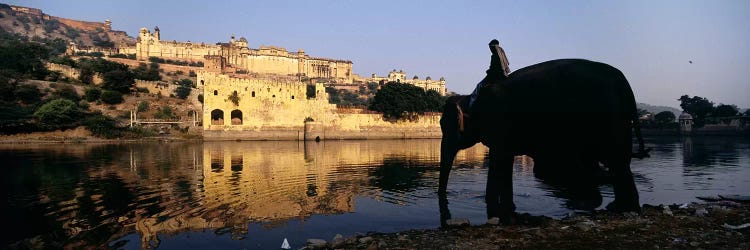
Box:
3, 137, 749, 249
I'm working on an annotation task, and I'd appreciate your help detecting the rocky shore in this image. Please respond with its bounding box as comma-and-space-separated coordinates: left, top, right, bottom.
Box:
302, 199, 749, 249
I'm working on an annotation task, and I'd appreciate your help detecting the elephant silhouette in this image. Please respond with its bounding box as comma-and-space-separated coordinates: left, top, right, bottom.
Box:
439, 41, 649, 219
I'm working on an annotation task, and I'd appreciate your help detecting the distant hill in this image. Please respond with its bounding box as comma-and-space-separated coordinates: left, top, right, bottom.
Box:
0, 4, 134, 48
637, 102, 681, 115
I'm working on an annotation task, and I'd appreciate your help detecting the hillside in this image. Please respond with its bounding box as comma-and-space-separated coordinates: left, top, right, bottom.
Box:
0, 4, 134, 48
637, 102, 681, 115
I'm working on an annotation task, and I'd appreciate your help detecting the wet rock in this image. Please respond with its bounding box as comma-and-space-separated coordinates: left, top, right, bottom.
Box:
359, 236, 374, 244
662, 205, 673, 216
331, 234, 344, 248
719, 194, 750, 202
446, 218, 470, 227
487, 217, 500, 225
696, 195, 722, 202
575, 219, 597, 232
694, 207, 708, 217
306, 239, 327, 249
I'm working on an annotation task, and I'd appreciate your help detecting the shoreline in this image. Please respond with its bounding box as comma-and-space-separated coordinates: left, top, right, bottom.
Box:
310, 200, 749, 249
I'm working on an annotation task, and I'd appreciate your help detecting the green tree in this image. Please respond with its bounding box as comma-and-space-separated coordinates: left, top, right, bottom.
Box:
424, 89, 445, 112
0, 36, 49, 79
654, 111, 676, 128
132, 62, 161, 81
744, 109, 750, 116
369, 82, 428, 121
33, 99, 82, 129
14, 84, 42, 104
678, 95, 714, 128
174, 79, 193, 99
154, 106, 175, 119
137, 100, 149, 112
712, 104, 738, 117
84, 112, 121, 138
52, 85, 80, 102
100, 90, 123, 104
228, 91, 240, 106
84, 87, 101, 102
102, 70, 135, 93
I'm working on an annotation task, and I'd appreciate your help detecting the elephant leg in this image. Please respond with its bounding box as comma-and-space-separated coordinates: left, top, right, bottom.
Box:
606, 157, 640, 212
438, 192, 451, 227
438, 137, 459, 194
486, 148, 516, 219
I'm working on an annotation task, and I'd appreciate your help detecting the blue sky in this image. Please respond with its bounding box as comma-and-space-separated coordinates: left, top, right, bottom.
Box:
6, 0, 750, 108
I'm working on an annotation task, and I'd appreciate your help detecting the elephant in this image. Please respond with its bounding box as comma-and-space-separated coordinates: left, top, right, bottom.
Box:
439, 57, 649, 219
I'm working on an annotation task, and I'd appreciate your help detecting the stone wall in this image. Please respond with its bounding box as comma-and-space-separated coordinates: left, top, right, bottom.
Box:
200, 71, 442, 140
46, 62, 103, 85
134, 79, 176, 96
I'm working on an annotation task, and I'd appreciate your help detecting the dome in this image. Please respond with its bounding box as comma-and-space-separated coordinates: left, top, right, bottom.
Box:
426, 76, 432, 80
239, 37, 248, 42
678, 112, 693, 120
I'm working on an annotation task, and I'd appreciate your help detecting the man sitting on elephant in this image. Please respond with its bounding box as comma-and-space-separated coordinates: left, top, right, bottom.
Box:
469, 39, 511, 108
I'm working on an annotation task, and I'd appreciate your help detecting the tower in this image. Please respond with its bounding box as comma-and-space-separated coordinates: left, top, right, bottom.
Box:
153, 26, 160, 41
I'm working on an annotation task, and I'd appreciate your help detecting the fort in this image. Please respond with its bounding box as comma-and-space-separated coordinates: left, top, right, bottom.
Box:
198, 71, 442, 140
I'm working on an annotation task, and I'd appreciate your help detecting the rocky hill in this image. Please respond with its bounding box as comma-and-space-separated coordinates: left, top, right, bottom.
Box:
0, 4, 134, 48
637, 102, 681, 115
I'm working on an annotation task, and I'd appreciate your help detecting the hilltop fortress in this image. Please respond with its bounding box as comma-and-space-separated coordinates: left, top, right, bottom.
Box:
129, 26, 446, 140
137, 27, 354, 84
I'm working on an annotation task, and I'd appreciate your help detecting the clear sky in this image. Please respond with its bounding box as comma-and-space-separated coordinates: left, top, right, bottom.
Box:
6, 0, 750, 109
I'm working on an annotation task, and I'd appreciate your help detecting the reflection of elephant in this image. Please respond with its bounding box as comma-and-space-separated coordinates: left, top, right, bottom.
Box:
439, 57, 648, 218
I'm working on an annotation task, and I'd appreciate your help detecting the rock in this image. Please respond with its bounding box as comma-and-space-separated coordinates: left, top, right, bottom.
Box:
446, 218, 470, 227
662, 205, 673, 216
696, 195, 722, 202
694, 208, 708, 217
306, 239, 327, 249
690, 241, 700, 247
575, 219, 597, 232
358, 236, 374, 244
331, 234, 344, 248
487, 217, 500, 225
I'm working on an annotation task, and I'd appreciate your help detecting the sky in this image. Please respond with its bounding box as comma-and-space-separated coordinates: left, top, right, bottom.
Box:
6, 0, 750, 109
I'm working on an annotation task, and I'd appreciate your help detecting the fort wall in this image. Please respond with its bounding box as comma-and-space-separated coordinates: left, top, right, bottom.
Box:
46, 62, 103, 85
199, 71, 441, 140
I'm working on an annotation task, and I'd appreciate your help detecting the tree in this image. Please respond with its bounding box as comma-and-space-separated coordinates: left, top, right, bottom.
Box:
712, 104, 738, 117
654, 111, 676, 128
424, 89, 446, 112
745, 109, 750, 116
33, 99, 82, 129
102, 70, 135, 93
132, 62, 161, 81
84, 87, 101, 102
678, 95, 714, 128
369, 82, 429, 121
14, 84, 42, 104
100, 90, 123, 104
84, 112, 121, 138
52, 85, 80, 102
137, 101, 149, 112
174, 79, 192, 99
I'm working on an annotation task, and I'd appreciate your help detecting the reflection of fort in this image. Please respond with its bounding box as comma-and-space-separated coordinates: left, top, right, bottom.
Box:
3, 141, 489, 249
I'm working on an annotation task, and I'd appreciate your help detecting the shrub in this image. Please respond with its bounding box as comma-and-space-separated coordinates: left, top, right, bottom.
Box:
14, 84, 42, 104
137, 100, 149, 112
174, 79, 193, 99
189, 70, 197, 77
52, 85, 80, 102
154, 106, 175, 119
84, 112, 121, 138
84, 87, 101, 102
100, 90, 123, 104
33, 98, 82, 129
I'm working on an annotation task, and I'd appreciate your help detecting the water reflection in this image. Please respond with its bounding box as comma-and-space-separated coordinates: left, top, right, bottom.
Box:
3, 137, 749, 249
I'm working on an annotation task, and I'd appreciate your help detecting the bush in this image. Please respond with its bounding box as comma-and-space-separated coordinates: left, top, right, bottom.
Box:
368, 82, 430, 121
100, 90, 123, 104
84, 112, 121, 138
84, 87, 101, 102
154, 106, 175, 119
174, 79, 193, 99
33, 98, 82, 129
102, 70, 135, 93
52, 85, 80, 102
137, 100, 149, 112
14, 84, 42, 104
189, 70, 197, 77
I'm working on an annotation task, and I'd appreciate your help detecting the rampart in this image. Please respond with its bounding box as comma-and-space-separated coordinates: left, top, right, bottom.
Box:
46, 62, 103, 85
134, 79, 176, 96
199, 71, 442, 140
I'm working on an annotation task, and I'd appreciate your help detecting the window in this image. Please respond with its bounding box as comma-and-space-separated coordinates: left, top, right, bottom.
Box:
213, 90, 218, 96
230, 110, 242, 125
210, 109, 224, 125
251, 91, 255, 97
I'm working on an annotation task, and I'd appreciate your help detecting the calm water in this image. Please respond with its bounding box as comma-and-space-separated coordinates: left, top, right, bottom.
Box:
3, 137, 749, 249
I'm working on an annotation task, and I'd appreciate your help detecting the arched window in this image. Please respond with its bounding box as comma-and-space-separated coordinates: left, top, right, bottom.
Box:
231, 110, 242, 125
251, 91, 255, 97
211, 109, 224, 125
200, 80, 204, 85
291, 95, 295, 99
213, 90, 218, 96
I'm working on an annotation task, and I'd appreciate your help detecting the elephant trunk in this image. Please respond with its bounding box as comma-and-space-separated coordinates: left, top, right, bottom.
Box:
439, 136, 458, 194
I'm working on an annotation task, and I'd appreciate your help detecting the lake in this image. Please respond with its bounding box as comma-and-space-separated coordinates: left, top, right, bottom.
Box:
3, 136, 749, 249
